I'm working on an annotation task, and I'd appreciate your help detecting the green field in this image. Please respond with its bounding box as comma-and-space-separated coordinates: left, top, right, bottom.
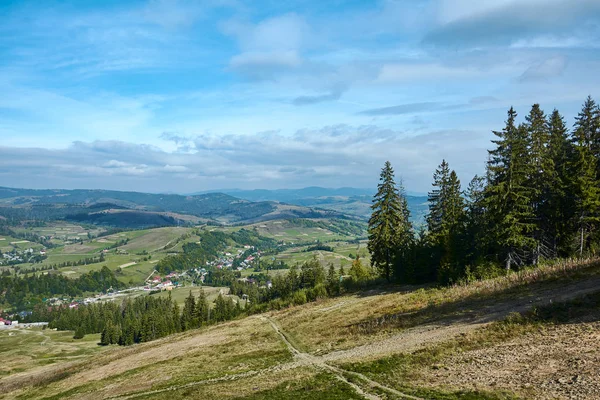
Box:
0, 327, 106, 380
5, 220, 366, 288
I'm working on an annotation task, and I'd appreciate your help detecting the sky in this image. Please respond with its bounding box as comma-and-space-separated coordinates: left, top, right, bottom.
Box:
0, 0, 599, 194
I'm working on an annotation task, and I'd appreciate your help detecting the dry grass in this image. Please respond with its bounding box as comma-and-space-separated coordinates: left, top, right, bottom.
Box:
4, 316, 291, 400
4, 258, 600, 400
273, 258, 600, 353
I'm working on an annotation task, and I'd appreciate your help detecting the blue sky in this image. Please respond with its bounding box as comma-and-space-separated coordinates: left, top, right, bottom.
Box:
1, 0, 599, 193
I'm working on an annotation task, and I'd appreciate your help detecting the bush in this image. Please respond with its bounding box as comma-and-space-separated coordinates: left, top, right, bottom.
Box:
307, 284, 329, 301
293, 290, 307, 306
73, 326, 85, 339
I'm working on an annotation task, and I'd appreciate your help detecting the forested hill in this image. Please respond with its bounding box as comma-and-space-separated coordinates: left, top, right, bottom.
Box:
0, 187, 349, 227
209, 187, 429, 222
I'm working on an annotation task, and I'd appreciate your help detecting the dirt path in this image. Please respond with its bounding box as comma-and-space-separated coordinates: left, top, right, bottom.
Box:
323, 273, 600, 364
263, 316, 422, 400
117, 262, 136, 269
8, 270, 600, 399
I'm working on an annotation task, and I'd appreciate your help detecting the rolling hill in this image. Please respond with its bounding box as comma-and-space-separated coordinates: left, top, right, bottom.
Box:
0, 187, 351, 228
213, 187, 429, 223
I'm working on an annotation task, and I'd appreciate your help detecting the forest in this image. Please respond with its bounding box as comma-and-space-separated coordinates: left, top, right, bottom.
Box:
32, 290, 243, 345
0, 266, 124, 309
368, 96, 600, 284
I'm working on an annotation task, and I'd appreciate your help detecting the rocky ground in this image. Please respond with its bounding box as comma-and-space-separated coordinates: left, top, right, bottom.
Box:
426, 320, 600, 399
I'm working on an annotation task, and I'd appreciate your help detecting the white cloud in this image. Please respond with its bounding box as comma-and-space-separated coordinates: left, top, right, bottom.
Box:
519, 56, 568, 82
224, 13, 310, 76
0, 125, 491, 192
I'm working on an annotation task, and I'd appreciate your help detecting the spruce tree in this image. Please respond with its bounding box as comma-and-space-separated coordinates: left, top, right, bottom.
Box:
426, 160, 465, 282
570, 97, 600, 255
181, 291, 196, 330
485, 108, 536, 270
195, 288, 209, 326
526, 104, 553, 263
464, 175, 487, 266
547, 109, 575, 255
368, 161, 412, 281
326, 263, 339, 296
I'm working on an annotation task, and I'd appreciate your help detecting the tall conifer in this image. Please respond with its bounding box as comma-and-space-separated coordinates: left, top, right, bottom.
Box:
368, 161, 412, 281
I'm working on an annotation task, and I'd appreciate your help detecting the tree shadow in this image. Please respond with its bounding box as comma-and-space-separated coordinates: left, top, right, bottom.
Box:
346, 272, 600, 335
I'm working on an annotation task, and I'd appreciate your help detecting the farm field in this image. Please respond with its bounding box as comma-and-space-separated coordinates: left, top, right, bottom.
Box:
3, 258, 600, 399
215, 219, 366, 244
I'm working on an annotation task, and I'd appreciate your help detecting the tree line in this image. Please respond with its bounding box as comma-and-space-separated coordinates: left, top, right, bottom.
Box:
0, 266, 124, 309
31, 289, 244, 345
33, 256, 376, 345
368, 97, 600, 284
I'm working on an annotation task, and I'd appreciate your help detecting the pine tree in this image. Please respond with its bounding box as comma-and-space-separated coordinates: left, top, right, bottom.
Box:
426, 160, 465, 282
73, 325, 85, 339
547, 109, 575, 255
172, 300, 181, 333
349, 255, 370, 285
427, 160, 450, 236
525, 104, 553, 263
181, 291, 196, 330
464, 175, 487, 265
195, 288, 209, 326
326, 263, 339, 296
570, 97, 600, 255
485, 108, 536, 270
368, 161, 412, 281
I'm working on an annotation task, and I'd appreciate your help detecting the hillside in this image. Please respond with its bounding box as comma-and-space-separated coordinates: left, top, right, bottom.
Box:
213, 187, 429, 223
0, 187, 350, 227
3, 258, 600, 399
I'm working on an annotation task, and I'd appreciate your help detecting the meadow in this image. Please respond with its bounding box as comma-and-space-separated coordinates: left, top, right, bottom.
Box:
4, 258, 600, 399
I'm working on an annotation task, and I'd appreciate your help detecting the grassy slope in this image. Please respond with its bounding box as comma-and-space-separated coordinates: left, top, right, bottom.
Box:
3, 258, 600, 400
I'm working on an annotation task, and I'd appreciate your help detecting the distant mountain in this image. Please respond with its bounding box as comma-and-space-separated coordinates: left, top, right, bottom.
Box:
0, 187, 350, 227
190, 187, 373, 202
198, 187, 429, 224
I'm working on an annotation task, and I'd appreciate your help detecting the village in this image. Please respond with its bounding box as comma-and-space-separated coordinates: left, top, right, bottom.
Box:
0, 246, 47, 265
142, 244, 264, 291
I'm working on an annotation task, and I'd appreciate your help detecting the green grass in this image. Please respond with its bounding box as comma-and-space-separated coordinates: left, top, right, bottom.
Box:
236, 372, 364, 400
0, 328, 104, 380
151, 285, 232, 305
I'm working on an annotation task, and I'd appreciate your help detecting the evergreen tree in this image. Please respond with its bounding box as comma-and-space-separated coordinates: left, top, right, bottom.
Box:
73, 325, 85, 339
368, 161, 412, 281
326, 263, 339, 296
463, 175, 487, 265
181, 291, 196, 330
348, 255, 370, 285
426, 160, 466, 282
570, 97, 600, 255
485, 108, 536, 270
526, 104, 553, 263
172, 300, 181, 333
195, 288, 209, 326
547, 109, 575, 256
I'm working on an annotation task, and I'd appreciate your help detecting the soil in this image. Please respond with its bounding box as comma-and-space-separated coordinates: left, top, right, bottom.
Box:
425, 320, 600, 400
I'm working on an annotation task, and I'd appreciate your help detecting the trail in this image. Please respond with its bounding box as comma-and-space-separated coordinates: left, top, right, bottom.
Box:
262, 316, 423, 400
9, 266, 600, 400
